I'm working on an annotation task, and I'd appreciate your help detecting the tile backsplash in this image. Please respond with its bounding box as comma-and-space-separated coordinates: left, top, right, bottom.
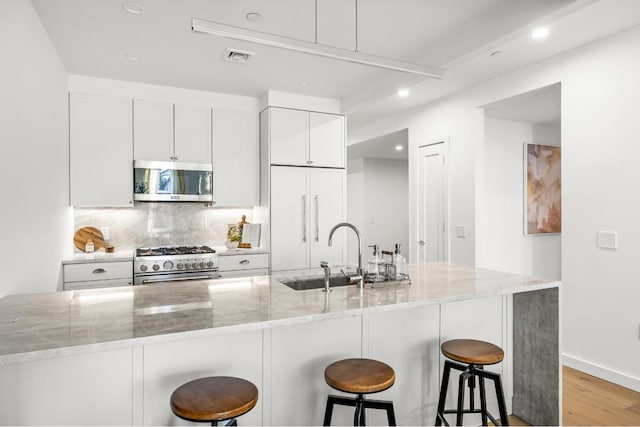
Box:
73, 203, 255, 251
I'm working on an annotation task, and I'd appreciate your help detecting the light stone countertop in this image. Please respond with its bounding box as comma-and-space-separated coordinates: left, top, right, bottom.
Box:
62, 250, 134, 264
0, 262, 559, 365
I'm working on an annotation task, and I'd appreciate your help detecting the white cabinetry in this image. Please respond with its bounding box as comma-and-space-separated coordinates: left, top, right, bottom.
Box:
270, 166, 344, 271
133, 100, 211, 164
69, 93, 133, 207
267, 107, 344, 168
212, 109, 259, 206
218, 253, 268, 279
63, 261, 133, 291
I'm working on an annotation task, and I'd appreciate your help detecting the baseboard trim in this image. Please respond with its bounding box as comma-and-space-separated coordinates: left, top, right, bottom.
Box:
562, 353, 640, 393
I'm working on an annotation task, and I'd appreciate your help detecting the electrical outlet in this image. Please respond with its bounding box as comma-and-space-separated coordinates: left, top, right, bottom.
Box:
456, 225, 466, 238
596, 231, 617, 249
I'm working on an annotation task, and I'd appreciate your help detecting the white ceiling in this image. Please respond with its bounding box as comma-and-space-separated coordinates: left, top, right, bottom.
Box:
484, 83, 561, 126
348, 129, 408, 161
30, 0, 640, 131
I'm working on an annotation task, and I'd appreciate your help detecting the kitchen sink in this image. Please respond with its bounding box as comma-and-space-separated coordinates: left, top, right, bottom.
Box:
279, 275, 356, 291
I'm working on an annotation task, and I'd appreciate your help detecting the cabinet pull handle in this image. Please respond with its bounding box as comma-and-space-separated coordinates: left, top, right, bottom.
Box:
239, 259, 250, 265
92, 268, 106, 274
314, 194, 319, 242
302, 195, 307, 243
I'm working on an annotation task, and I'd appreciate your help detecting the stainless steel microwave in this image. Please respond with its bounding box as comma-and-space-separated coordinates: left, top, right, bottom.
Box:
133, 160, 213, 202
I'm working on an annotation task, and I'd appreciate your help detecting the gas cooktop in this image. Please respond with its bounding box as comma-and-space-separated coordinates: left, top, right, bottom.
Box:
136, 246, 216, 257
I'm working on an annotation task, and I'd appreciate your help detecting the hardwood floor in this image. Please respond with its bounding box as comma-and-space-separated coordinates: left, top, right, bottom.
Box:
563, 366, 640, 426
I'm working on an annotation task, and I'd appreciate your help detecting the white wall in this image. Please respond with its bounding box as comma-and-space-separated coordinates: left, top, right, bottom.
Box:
347, 158, 409, 268
348, 25, 640, 390
479, 118, 561, 280
0, 0, 72, 296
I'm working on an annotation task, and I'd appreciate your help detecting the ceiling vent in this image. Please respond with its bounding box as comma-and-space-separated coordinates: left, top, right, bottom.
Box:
223, 48, 255, 64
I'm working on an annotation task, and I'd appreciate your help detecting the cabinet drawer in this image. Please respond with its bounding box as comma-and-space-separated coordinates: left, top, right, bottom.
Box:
64, 278, 133, 291
64, 261, 133, 283
218, 254, 268, 272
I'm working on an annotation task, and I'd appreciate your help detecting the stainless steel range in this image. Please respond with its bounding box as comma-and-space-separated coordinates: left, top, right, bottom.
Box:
134, 246, 219, 285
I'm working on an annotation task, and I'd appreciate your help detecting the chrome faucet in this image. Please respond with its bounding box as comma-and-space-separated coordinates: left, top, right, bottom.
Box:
320, 261, 331, 292
328, 222, 364, 288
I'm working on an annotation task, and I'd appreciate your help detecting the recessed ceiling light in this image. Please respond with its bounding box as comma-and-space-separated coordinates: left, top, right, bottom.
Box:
531, 27, 550, 40
246, 12, 262, 22
395, 145, 404, 151
397, 89, 410, 97
123, 2, 144, 14
126, 54, 141, 61
223, 48, 254, 64
299, 81, 311, 87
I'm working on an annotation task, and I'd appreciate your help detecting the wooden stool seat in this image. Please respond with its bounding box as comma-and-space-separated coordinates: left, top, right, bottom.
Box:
441, 339, 504, 365
323, 358, 397, 426
325, 358, 395, 394
170, 376, 258, 424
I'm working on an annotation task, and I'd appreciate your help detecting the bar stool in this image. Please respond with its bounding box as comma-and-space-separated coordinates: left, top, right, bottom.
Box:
170, 376, 258, 426
323, 358, 397, 426
435, 339, 509, 426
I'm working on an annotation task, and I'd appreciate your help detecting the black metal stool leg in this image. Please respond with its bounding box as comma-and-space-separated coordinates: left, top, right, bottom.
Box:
492, 373, 509, 426
359, 395, 366, 426
456, 370, 471, 426
353, 394, 363, 426
385, 402, 396, 426
468, 365, 476, 412
435, 360, 453, 426
477, 367, 488, 426
323, 395, 336, 426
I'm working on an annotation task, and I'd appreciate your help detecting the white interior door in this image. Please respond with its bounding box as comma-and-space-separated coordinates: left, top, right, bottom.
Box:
417, 142, 448, 262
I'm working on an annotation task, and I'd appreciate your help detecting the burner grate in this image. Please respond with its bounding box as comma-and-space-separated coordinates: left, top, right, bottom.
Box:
136, 246, 215, 257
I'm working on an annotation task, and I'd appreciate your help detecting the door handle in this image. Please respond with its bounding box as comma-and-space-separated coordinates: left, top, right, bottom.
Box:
314, 194, 319, 242
302, 195, 307, 243
418, 240, 426, 246
92, 268, 106, 274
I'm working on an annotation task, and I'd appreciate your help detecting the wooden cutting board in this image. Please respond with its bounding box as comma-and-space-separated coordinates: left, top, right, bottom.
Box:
73, 227, 115, 253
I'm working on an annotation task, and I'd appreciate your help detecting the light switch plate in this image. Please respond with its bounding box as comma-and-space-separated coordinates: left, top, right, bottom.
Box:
456, 225, 466, 238
597, 231, 617, 249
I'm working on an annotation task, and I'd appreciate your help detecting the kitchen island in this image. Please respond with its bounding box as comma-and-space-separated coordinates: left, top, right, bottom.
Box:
0, 263, 559, 426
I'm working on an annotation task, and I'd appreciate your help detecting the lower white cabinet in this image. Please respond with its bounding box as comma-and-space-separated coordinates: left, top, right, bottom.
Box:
267, 315, 362, 426
218, 253, 268, 279
0, 348, 133, 425
143, 330, 263, 426
63, 261, 133, 291
270, 166, 345, 271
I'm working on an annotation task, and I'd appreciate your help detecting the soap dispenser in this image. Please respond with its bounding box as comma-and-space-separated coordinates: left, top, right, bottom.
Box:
367, 244, 382, 280
394, 243, 407, 278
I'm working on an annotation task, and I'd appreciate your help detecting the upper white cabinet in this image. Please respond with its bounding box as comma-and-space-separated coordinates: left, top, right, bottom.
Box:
132, 100, 173, 161
309, 112, 345, 168
174, 103, 212, 163
265, 107, 344, 168
69, 93, 133, 207
133, 100, 211, 164
212, 109, 259, 206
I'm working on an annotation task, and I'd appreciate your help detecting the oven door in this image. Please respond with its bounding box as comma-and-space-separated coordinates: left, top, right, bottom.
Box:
134, 270, 220, 285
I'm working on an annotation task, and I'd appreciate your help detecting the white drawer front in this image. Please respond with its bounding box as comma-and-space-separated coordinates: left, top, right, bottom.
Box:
64, 278, 133, 291
218, 254, 268, 272
218, 268, 268, 279
64, 261, 133, 283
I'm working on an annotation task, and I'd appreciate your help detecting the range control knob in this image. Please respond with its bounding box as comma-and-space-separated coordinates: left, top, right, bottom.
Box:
184, 263, 191, 269
199, 261, 206, 269
163, 261, 174, 270
139, 264, 148, 272
192, 262, 198, 269
176, 262, 184, 270
152, 264, 160, 271
207, 261, 214, 268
